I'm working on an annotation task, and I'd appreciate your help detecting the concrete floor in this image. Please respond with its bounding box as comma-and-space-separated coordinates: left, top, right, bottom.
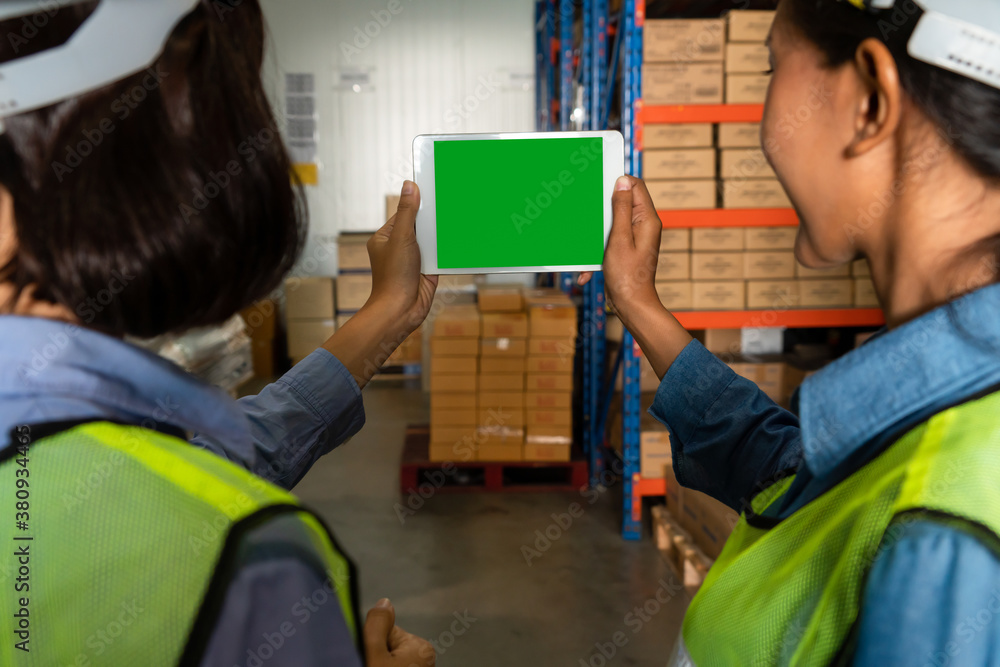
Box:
291, 384, 688, 666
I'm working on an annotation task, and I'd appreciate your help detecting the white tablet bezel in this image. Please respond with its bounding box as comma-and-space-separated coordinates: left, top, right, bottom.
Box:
412, 130, 624, 275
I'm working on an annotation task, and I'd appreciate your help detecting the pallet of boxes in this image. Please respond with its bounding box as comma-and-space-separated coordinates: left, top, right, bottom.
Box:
428, 300, 481, 462
285, 276, 337, 366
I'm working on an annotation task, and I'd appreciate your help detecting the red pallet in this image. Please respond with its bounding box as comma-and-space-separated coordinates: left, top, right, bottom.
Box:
400, 426, 589, 495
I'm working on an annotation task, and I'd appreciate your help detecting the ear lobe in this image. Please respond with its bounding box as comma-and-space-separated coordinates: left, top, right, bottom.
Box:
847, 38, 901, 158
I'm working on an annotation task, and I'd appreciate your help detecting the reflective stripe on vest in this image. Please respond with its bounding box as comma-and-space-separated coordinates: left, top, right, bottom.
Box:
0, 422, 359, 666
679, 390, 1000, 666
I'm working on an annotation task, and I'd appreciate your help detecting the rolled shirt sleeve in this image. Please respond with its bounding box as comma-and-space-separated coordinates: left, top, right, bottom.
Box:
648, 340, 804, 512
192, 349, 366, 490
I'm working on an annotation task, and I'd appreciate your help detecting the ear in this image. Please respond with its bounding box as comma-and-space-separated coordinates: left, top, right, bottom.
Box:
847, 38, 902, 158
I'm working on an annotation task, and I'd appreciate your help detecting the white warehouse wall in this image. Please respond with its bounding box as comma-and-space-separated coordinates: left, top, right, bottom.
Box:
259, 0, 538, 276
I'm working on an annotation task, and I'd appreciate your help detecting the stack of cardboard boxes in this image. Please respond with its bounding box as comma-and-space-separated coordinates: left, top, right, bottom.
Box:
429, 303, 481, 462
336, 232, 373, 331
524, 289, 578, 462
285, 277, 336, 366
240, 299, 278, 379
477, 286, 529, 462
724, 11, 775, 104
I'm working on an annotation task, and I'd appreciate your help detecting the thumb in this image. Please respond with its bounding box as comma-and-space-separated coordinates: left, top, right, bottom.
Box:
391, 181, 420, 241
364, 598, 396, 658
609, 176, 635, 251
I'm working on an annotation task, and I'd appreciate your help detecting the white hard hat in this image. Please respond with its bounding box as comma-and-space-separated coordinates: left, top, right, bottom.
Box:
0, 0, 200, 132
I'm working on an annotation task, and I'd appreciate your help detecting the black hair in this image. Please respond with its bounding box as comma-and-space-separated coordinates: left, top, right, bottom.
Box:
786, 0, 1000, 181
0, 0, 305, 338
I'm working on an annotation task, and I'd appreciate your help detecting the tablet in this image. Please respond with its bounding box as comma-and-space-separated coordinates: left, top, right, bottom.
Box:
413, 131, 624, 275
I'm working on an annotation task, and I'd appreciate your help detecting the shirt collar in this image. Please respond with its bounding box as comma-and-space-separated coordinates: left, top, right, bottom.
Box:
0, 316, 251, 447
799, 283, 1000, 478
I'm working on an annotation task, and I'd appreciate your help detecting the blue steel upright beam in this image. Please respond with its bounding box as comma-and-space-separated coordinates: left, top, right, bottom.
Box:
559, 0, 574, 131
621, 0, 643, 541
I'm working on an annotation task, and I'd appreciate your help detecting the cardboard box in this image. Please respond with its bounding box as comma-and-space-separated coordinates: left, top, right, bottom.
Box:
717, 122, 761, 149
643, 148, 716, 180
386, 194, 401, 221
692, 252, 744, 281
524, 442, 571, 462
643, 63, 725, 105
478, 391, 525, 412
852, 259, 872, 277
702, 329, 742, 355
430, 424, 477, 446
661, 228, 692, 252
286, 277, 335, 320
433, 305, 482, 338
795, 263, 851, 278
429, 443, 464, 463
478, 285, 524, 313
250, 339, 275, 378
641, 430, 672, 479
336, 313, 353, 329
526, 356, 574, 374
481, 312, 528, 338
799, 279, 853, 308
432, 407, 477, 426
727, 10, 776, 43
692, 228, 745, 252
477, 406, 525, 428
480, 338, 528, 357
757, 362, 807, 407
338, 233, 371, 272
336, 273, 373, 312
526, 409, 573, 428
528, 338, 577, 357
432, 356, 477, 375
720, 148, 776, 179
525, 297, 577, 339
430, 374, 477, 393
479, 357, 526, 374
643, 19, 725, 63
431, 393, 476, 410
477, 444, 523, 462
693, 282, 746, 310
722, 179, 792, 209
656, 281, 694, 311
241, 300, 278, 342
644, 123, 713, 149
726, 73, 771, 104
646, 179, 717, 210
287, 319, 335, 358
744, 251, 796, 279
681, 487, 740, 560
525, 392, 573, 410
657, 252, 692, 282
747, 280, 800, 309
525, 374, 574, 392
387, 329, 422, 365
725, 43, 770, 73
478, 374, 525, 392
430, 337, 479, 357
526, 425, 572, 445
665, 459, 683, 514
746, 227, 797, 250
855, 278, 879, 307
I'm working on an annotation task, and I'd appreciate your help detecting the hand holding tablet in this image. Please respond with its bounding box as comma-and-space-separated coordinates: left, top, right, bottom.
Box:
413, 131, 625, 274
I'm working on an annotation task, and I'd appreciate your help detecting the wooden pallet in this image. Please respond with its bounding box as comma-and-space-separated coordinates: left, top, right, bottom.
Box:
400, 425, 588, 494
652, 505, 713, 596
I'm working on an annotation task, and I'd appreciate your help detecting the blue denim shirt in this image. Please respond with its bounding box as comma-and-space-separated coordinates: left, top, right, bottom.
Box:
651, 283, 1000, 665
0, 316, 366, 666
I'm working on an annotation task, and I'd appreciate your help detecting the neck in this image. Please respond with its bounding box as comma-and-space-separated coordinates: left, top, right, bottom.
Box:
863, 156, 1000, 328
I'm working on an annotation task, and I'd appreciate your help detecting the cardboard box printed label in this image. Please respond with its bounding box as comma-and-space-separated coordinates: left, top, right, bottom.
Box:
643, 19, 725, 63
725, 73, 771, 105
701, 329, 742, 355
526, 356, 574, 374
720, 149, 776, 180
656, 281, 694, 311
692, 282, 746, 311
528, 338, 577, 357
799, 279, 853, 308
692, 253, 744, 281
525, 374, 574, 392
286, 277, 335, 320
644, 123, 713, 149
660, 228, 692, 252
430, 337, 479, 357
527, 409, 573, 428
481, 312, 528, 338
745, 226, 797, 250
724, 43, 770, 73
646, 179, 717, 211
643, 63, 724, 105
717, 122, 762, 149
525, 424, 572, 444
692, 228, 745, 252
722, 179, 792, 209
744, 251, 796, 280
480, 337, 528, 357
656, 252, 692, 282
643, 148, 716, 180
747, 280, 800, 309
727, 10, 776, 43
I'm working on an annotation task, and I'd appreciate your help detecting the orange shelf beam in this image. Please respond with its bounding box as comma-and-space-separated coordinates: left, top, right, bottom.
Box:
658, 208, 799, 228
671, 309, 885, 330
637, 102, 764, 125
634, 477, 666, 497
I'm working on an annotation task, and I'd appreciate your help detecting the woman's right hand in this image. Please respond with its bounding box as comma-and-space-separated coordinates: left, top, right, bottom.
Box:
364, 599, 436, 667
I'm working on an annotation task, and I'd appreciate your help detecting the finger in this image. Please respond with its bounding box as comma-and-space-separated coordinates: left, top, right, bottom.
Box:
630, 179, 663, 252
363, 599, 396, 657
391, 181, 421, 241
609, 176, 636, 251
577, 272, 593, 286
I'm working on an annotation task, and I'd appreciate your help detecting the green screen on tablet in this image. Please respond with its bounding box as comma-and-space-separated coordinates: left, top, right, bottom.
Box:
433, 137, 606, 269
